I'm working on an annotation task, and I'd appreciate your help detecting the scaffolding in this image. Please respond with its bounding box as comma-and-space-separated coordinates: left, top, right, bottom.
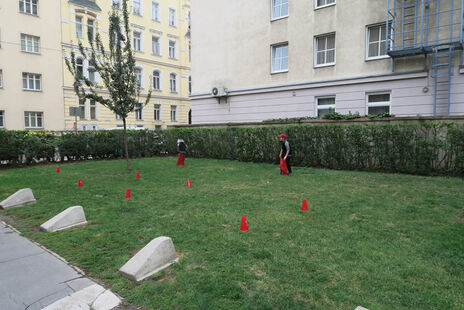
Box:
386, 0, 464, 115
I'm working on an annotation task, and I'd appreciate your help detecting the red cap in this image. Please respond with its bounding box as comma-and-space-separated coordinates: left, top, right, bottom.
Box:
278, 133, 287, 139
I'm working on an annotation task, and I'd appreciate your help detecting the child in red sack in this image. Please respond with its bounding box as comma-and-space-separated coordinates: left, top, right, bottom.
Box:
278, 133, 292, 175
176, 139, 187, 166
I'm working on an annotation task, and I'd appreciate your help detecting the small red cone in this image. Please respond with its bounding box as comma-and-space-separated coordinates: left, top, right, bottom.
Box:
187, 178, 192, 187
301, 198, 309, 211
56, 167, 60, 173
136, 171, 140, 179
78, 178, 84, 187
240, 216, 249, 231
125, 188, 131, 199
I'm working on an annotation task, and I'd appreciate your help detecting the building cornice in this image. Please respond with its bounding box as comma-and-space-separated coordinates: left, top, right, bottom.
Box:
62, 86, 189, 101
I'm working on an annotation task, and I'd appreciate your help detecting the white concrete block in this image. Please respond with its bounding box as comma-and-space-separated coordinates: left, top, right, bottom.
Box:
0, 188, 36, 209
40, 206, 87, 232
119, 236, 179, 282
71, 284, 105, 305
92, 290, 121, 310
42, 296, 90, 310
355, 307, 370, 310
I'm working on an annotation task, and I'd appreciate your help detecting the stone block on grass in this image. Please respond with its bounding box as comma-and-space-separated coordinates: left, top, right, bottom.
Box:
355, 307, 370, 310
0, 188, 36, 209
119, 236, 178, 282
40, 206, 87, 232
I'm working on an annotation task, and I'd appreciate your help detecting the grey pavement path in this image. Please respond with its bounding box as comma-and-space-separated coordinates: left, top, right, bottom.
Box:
0, 221, 99, 310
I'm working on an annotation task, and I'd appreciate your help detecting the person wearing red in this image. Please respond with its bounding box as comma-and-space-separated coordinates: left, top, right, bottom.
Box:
278, 133, 292, 175
176, 139, 187, 166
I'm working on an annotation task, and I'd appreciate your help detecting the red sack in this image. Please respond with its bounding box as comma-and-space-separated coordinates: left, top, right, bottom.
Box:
280, 158, 289, 175
177, 153, 185, 166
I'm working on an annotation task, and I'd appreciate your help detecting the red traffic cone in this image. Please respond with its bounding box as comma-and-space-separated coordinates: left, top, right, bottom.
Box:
187, 178, 192, 187
56, 166, 60, 173
78, 178, 84, 187
136, 171, 140, 179
301, 198, 309, 211
240, 216, 249, 231
125, 188, 131, 199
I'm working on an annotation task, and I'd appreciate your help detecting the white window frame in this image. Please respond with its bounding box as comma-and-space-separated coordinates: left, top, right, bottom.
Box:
154, 104, 161, 121
87, 19, 95, 41
271, 0, 289, 21
24, 111, 43, 129
19, 0, 38, 16
0, 111, 4, 128
366, 23, 389, 61
314, 33, 336, 67
22, 73, 41, 91
170, 105, 177, 121
168, 39, 177, 59
133, 30, 143, 52
76, 16, 83, 38
89, 100, 97, 120
271, 43, 289, 73
0, 70, 3, 88
152, 69, 161, 91
135, 103, 143, 120
132, 0, 143, 16
366, 92, 391, 115
169, 72, 177, 93
152, 35, 161, 56
76, 57, 84, 78
20, 34, 40, 54
152, 1, 160, 22
115, 113, 122, 120
316, 96, 336, 117
134, 66, 144, 89
168, 7, 177, 27
111, 0, 121, 9
315, 0, 336, 9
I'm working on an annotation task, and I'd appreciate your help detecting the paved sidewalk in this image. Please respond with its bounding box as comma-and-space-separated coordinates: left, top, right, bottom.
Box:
0, 221, 121, 310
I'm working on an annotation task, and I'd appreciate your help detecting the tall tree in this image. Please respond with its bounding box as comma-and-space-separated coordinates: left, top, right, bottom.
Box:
65, 0, 151, 171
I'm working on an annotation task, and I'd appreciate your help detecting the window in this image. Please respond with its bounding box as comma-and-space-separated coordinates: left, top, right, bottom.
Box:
19, 0, 38, 15
0, 111, 4, 128
367, 24, 388, 59
0, 70, 3, 88
271, 0, 288, 20
76, 16, 83, 38
316, 97, 335, 116
155, 125, 162, 130
188, 76, 191, 94
168, 40, 177, 59
271, 44, 288, 73
22, 73, 41, 91
21, 34, 40, 53
152, 70, 161, 90
115, 113, 122, 120
168, 8, 177, 27
24, 112, 43, 129
152, 35, 161, 55
90, 100, 97, 120
87, 19, 95, 41
169, 73, 177, 92
188, 44, 191, 62
112, 0, 121, 9
315, 34, 335, 66
132, 0, 142, 15
135, 103, 143, 120
366, 93, 390, 115
79, 99, 86, 119
154, 104, 161, 121
133, 31, 142, 51
152, 2, 160, 21
134, 67, 142, 88
76, 58, 84, 78
170, 105, 177, 121
88, 61, 96, 83
315, 0, 335, 9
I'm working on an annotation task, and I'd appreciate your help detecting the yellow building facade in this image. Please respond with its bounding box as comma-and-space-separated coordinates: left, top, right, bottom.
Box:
61, 0, 191, 130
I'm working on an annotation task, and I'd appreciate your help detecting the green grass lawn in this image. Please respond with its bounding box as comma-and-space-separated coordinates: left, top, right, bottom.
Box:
1, 158, 463, 310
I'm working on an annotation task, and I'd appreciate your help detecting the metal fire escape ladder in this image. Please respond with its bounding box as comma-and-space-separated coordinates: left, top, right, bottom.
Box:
432, 46, 453, 115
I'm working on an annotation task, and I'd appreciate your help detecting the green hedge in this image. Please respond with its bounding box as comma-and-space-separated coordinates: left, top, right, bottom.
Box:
1, 122, 463, 176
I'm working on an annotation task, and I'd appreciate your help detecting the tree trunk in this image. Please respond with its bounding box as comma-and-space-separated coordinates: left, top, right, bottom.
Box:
123, 118, 130, 171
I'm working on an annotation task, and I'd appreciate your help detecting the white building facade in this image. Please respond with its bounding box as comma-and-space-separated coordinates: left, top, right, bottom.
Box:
190, 0, 464, 124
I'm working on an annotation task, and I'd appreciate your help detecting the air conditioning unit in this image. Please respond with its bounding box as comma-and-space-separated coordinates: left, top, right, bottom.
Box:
211, 86, 228, 97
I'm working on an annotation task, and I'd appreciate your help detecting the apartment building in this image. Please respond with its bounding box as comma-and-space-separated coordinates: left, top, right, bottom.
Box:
0, 0, 64, 130
62, 0, 191, 130
190, 0, 464, 124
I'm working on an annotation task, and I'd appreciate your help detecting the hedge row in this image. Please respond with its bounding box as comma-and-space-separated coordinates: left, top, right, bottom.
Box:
1, 122, 463, 176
